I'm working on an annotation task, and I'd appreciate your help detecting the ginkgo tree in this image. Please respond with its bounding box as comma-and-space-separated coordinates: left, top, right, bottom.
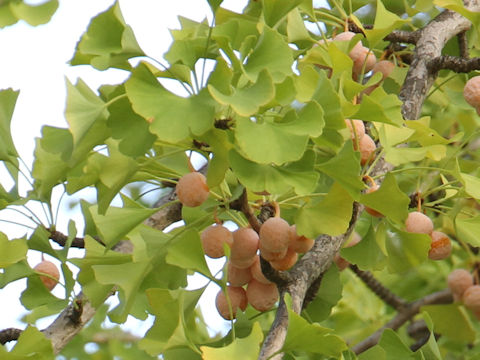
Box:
1, 0, 480, 359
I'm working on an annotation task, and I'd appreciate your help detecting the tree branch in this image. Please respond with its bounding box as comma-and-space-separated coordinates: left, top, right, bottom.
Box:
428, 55, 480, 73
0, 328, 22, 345
349, 264, 408, 311
399, 0, 480, 120
352, 289, 453, 354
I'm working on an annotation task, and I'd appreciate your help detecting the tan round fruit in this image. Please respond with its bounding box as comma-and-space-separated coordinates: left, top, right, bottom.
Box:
34, 260, 60, 291
405, 211, 433, 234
333, 31, 363, 59
373, 60, 395, 80
463, 285, 480, 312
463, 76, 480, 108
230, 227, 259, 269
447, 269, 473, 298
247, 279, 279, 312
352, 46, 376, 78
259, 217, 290, 253
428, 231, 452, 260
345, 119, 365, 141
176, 172, 209, 207
356, 134, 376, 165
227, 261, 252, 287
259, 241, 288, 262
270, 248, 298, 271
200, 224, 233, 258
288, 225, 314, 254
364, 184, 383, 217
215, 286, 248, 320
250, 255, 272, 284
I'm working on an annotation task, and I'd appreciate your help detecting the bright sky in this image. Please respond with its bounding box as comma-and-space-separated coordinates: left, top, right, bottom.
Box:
0, 0, 249, 342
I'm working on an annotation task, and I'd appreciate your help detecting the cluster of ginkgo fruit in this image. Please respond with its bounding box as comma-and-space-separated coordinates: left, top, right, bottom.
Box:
175, 171, 315, 319
200, 217, 314, 320
448, 268, 480, 320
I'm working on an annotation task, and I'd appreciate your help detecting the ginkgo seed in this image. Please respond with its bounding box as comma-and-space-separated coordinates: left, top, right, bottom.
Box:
176, 172, 209, 207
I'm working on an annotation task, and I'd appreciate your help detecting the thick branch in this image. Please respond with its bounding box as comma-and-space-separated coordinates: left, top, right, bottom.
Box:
428, 55, 480, 73
349, 264, 407, 311
0, 328, 22, 345
399, 0, 480, 120
352, 289, 453, 354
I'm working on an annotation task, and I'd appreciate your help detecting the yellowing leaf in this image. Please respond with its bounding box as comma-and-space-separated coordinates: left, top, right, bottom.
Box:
201, 322, 264, 360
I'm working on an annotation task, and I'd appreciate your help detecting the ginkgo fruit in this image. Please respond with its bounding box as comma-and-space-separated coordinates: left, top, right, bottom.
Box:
259, 217, 290, 253
288, 225, 314, 254
176, 172, 209, 207
405, 211, 434, 234
357, 134, 376, 165
345, 119, 365, 141
364, 60, 395, 95
246, 279, 279, 312
463, 285, 480, 312
447, 269, 473, 299
227, 261, 252, 287
269, 248, 298, 271
215, 286, 247, 320
428, 231, 452, 260
250, 255, 272, 285
230, 227, 259, 269
200, 224, 233, 258
34, 260, 60, 291
463, 76, 480, 109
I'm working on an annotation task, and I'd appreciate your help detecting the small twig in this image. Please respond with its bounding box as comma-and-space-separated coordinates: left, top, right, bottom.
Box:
229, 188, 262, 232
348, 21, 420, 44
352, 289, 453, 354
428, 55, 480, 73
349, 264, 408, 310
48, 229, 88, 248
0, 328, 22, 345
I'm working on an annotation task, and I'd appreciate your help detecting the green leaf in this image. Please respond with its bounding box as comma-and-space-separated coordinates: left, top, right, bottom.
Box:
304, 266, 343, 321
341, 221, 387, 270
2, 0, 58, 27
208, 69, 275, 117
287, 8, 312, 43
385, 145, 446, 166
385, 227, 430, 273
107, 91, 156, 157
71, 1, 144, 70
353, 89, 403, 126
9, 326, 54, 359
283, 303, 347, 356
359, 172, 410, 223
89, 204, 158, 249
262, 0, 303, 27
377, 329, 413, 358
234, 101, 324, 164
296, 182, 354, 238
455, 215, 480, 247
31, 126, 72, 200
93, 260, 152, 323
0, 89, 19, 162
0, 233, 27, 268
316, 141, 364, 198
422, 304, 475, 343
65, 79, 109, 146
141, 288, 199, 355
458, 172, 480, 200
364, 0, 409, 47
244, 26, 294, 82
201, 322, 264, 360
166, 230, 212, 280
229, 149, 319, 195
126, 63, 215, 142
311, 70, 345, 130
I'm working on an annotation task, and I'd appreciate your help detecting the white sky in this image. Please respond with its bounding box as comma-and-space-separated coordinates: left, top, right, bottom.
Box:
0, 0, 249, 342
